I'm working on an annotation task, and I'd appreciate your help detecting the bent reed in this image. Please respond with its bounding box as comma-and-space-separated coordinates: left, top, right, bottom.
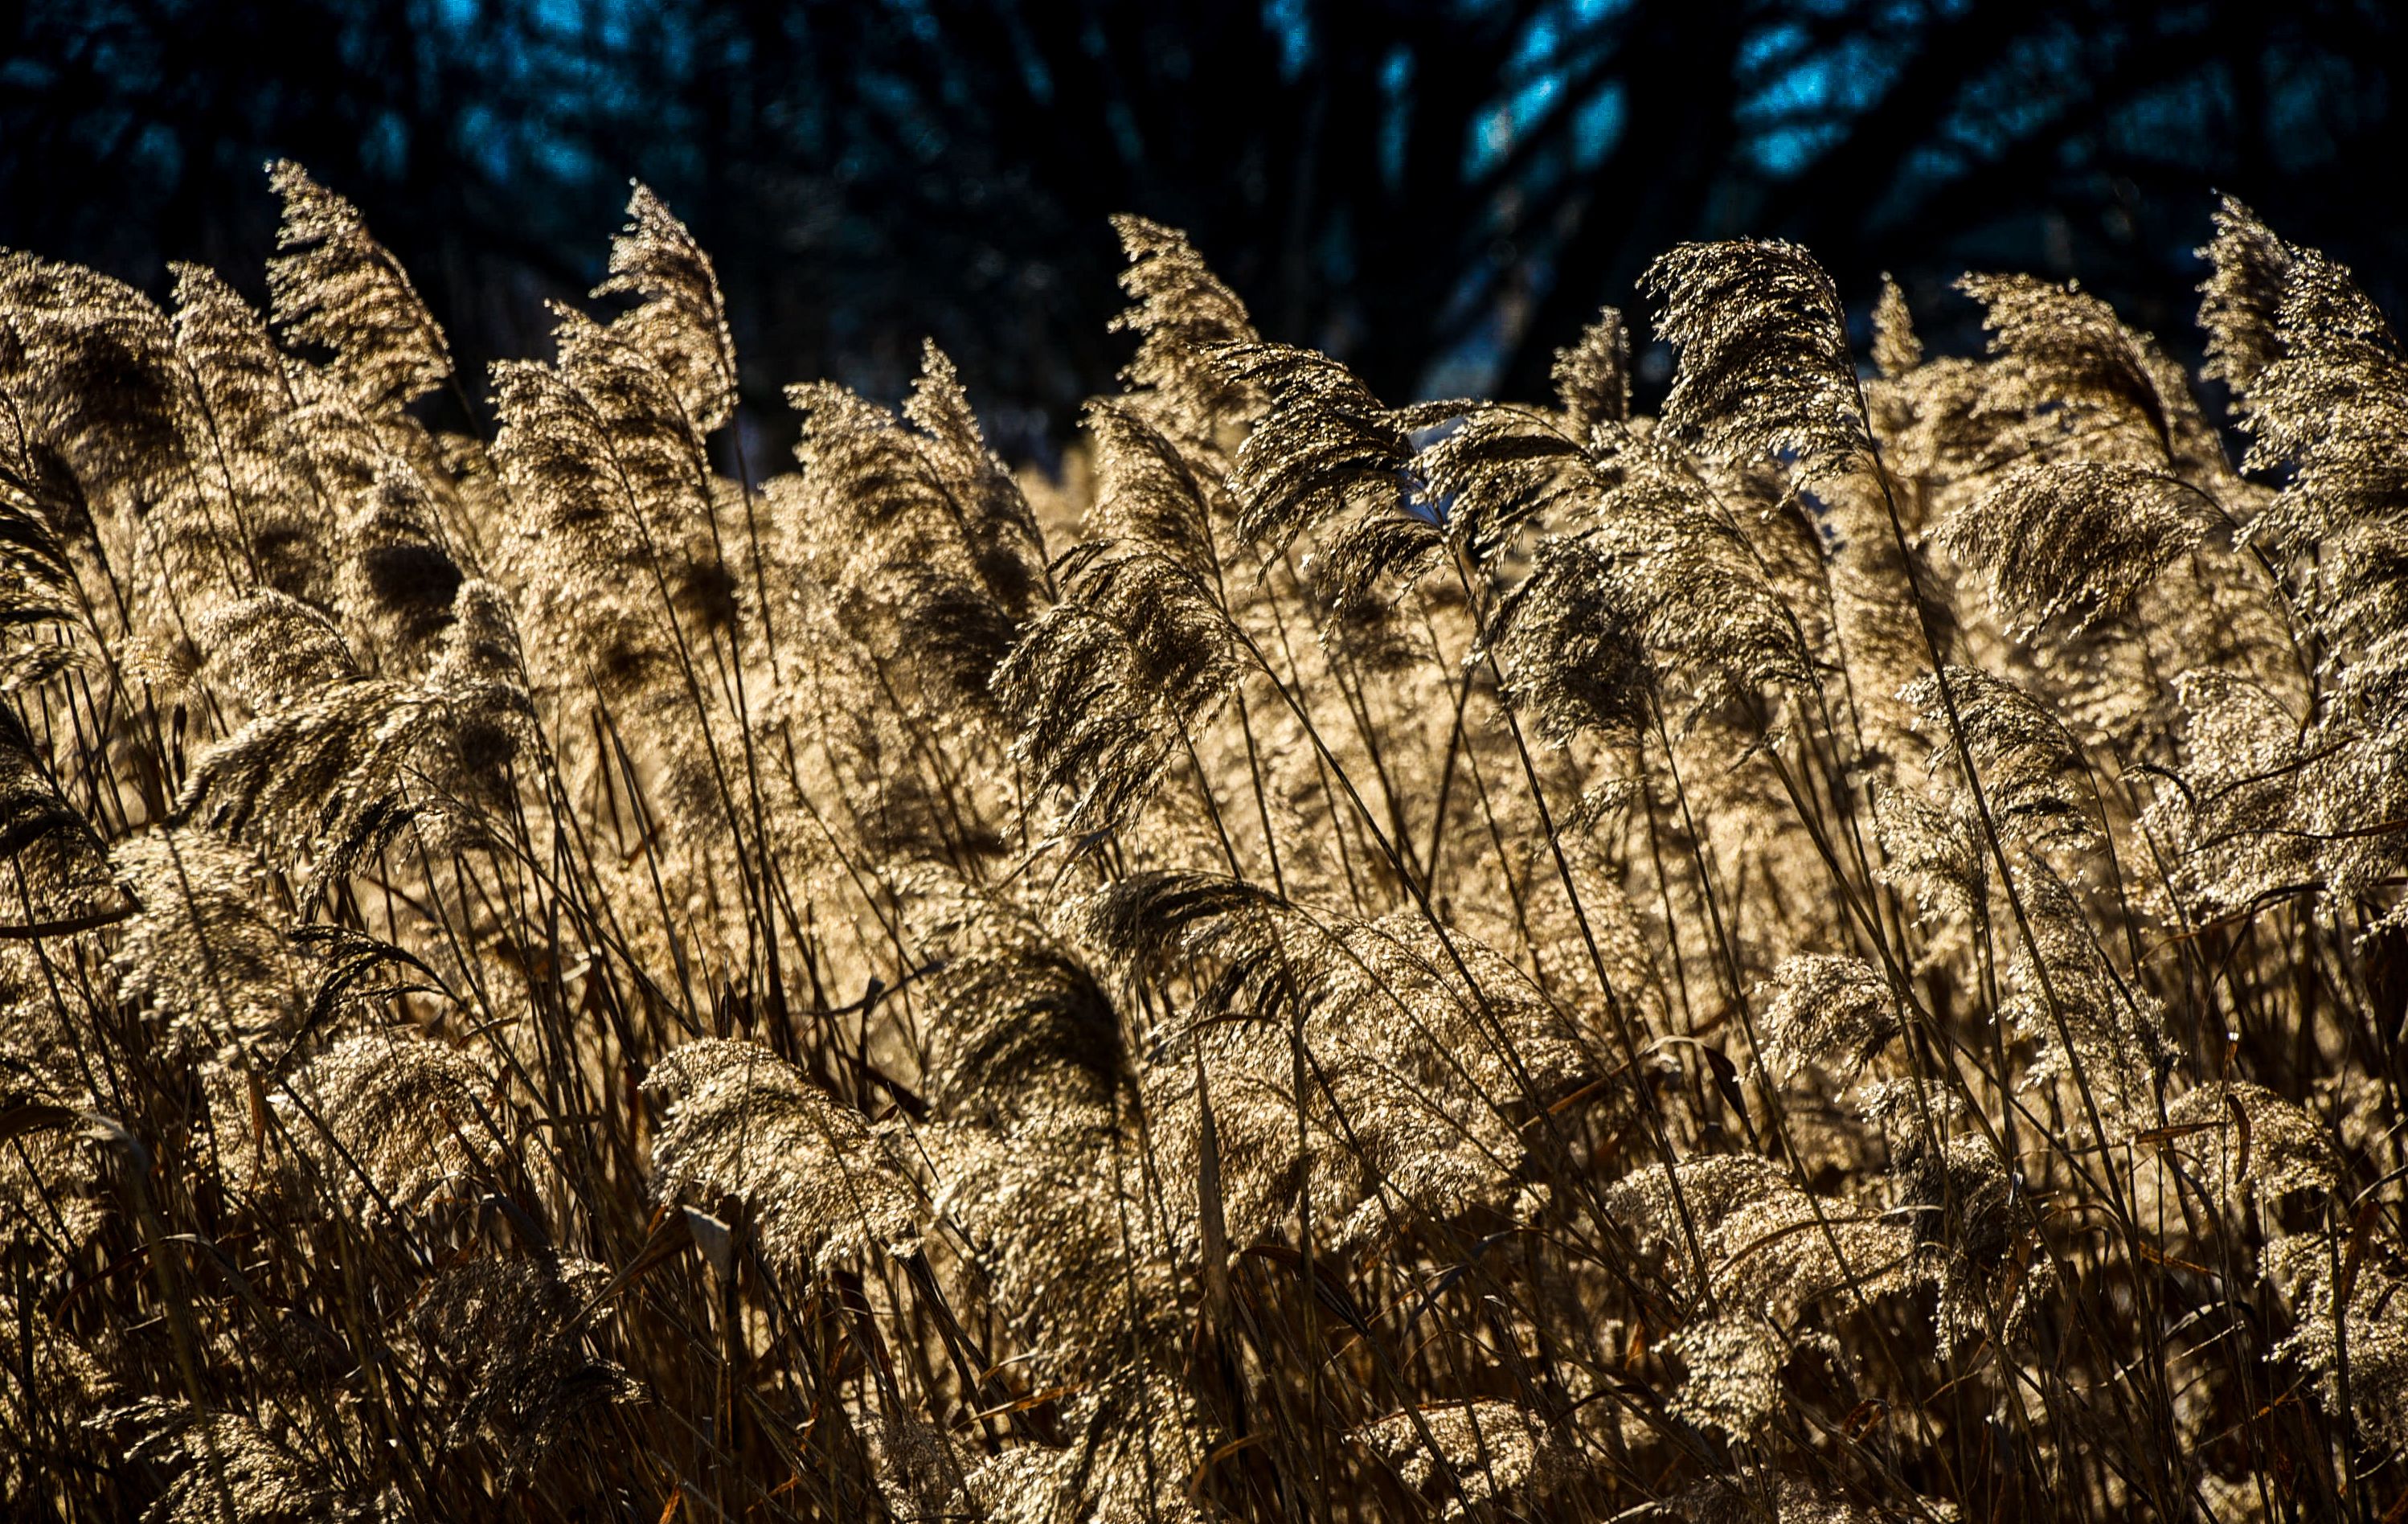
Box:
1, 168, 2403, 1522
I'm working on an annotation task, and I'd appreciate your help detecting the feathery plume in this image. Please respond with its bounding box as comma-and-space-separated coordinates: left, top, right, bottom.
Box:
1552, 307, 1632, 434
1663, 1315, 1791, 1439
194, 591, 356, 712
1998, 856, 2175, 1124
1607, 1153, 1915, 1318
594, 184, 739, 433
119, 1401, 375, 1524
279, 371, 465, 654
2197, 195, 2295, 401
1414, 403, 1593, 565
645, 1039, 920, 1276
1902, 666, 2095, 850
1587, 431, 1818, 729
407, 1253, 635, 1469
1217, 343, 1460, 604
109, 827, 303, 1059
169, 264, 328, 600
1353, 1401, 1582, 1519
913, 882, 1123, 1130
1870, 274, 1923, 379
276, 1030, 505, 1215
1481, 533, 1650, 748
1957, 272, 2173, 458
994, 539, 1240, 832
2222, 239, 2406, 555
1934, 461, 2208, 635
178, 577, 529, 899
266, 161, 452, 411
1082, 398, 1222, 571
2266, 1232, 2408, 1452
784, 346, 1045, 724
1755, 953, 1898, 1084
1644, 239, 1870, 480
2165, 1081, 2340, 1207
1109, 215, 1261, 442
0, 255, 207, 555
0, 408, 97, 689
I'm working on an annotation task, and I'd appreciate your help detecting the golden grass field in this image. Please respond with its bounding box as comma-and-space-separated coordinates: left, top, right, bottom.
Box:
1, 168, 2402, 1521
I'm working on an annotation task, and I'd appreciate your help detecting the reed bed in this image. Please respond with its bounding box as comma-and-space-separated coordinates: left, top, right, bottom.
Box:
1, 168, 2402, 1521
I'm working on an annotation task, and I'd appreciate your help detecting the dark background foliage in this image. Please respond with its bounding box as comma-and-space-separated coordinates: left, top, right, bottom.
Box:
6, 0, 2402, 455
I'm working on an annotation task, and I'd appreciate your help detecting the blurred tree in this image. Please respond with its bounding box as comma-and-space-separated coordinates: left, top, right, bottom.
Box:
5, 0, 2402, 441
